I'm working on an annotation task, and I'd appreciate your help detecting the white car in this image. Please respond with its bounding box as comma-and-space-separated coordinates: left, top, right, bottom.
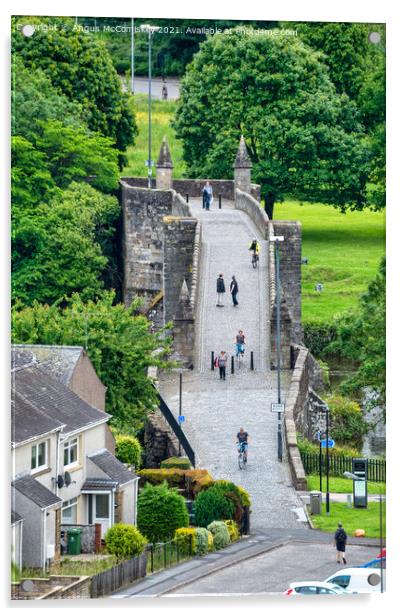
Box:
283, 581, 350, 595
325, 567, 385, 593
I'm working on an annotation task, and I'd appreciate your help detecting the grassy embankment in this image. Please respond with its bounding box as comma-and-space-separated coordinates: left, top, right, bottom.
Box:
124, 96, 385, 323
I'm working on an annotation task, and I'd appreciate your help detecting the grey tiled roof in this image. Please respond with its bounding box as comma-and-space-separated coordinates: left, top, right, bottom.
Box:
11, 510, 24, 524
12, 345, 83, 385
88, 449, 137, 485
12, 475, 62, 509
12, 392, 64, 445
12, 364, 110, 440
81, 478, 118, 492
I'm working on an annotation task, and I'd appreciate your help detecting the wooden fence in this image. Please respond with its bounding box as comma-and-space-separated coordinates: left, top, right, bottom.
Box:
90, 552, 147, 598
301, 452, 386, 482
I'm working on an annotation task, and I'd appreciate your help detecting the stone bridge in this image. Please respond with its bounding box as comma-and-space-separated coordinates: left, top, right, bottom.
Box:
121, 137, 326, 532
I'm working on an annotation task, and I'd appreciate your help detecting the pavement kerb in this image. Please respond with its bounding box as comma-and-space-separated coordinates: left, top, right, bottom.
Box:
152, 538, 290, 597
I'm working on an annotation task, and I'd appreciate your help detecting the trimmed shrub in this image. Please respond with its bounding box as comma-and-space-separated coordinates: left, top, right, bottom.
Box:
137, 481, 189, 543
224, 520, 240, 542
207, 521, 230, 550
194, 527, 214, 556
212, 480, 247, 525
185, 469, 214, 497
174, 527, 196, 555
161, 457, 191, 470
138, 468, 213, 499
193, 485, 235, 528
115, 434, 142, 470
104, 523, 147, 560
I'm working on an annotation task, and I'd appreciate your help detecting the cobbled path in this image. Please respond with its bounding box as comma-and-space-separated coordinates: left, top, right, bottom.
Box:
159, 198, 306, 531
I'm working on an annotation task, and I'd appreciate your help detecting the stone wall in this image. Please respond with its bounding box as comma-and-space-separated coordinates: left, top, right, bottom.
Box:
234, 188, 269, 239
163, 217, 197, 325
121, 182, 173, 307
11, 576, 91, 600
172, 189, 191, 217
271, 221, 302, 344
143, 410, 180, 468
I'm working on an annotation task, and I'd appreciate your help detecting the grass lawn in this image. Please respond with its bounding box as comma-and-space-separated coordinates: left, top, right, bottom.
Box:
275, 200, 385, 322
123, 94, 186, 178
123, 96, 385, 323
311, 501, 386, 538
306, 475, 386, 495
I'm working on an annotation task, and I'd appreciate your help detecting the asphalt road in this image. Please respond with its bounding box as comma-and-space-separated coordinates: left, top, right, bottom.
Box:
165, 542, 379, 596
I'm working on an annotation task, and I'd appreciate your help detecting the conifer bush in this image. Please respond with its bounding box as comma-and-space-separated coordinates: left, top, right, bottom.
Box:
137, 481, 189, 543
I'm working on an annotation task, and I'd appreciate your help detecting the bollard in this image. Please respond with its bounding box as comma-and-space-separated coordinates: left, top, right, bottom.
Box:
211, 351, 215, 371
231, 355, 234, 374
186, 193, 189, 203
250, 351, 254, 371
219, 194, 222, 209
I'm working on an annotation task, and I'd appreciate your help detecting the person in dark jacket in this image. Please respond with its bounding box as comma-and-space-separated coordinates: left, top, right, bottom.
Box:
230, 276, 239, 306
216, 274, 225, 307
333, 522, 347, 564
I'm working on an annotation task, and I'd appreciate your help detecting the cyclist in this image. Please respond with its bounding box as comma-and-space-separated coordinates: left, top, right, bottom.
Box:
249, 239, 260, 257
235, 330, 246, 357
236, 427, 250, 462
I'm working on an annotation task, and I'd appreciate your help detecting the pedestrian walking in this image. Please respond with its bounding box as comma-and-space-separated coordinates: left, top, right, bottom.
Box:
333, 522, 348, 564
217, 351, 228, 380
216, 273, 225, 307
230, 275, 239, 306
202, 181, 213, 210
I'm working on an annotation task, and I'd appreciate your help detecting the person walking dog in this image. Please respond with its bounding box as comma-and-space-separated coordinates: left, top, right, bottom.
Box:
230, 276, 239, 306
216, 273, 225, 307
333, 522, 347, 564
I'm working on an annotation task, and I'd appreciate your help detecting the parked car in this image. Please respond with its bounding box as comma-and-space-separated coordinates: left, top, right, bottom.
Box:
377, 548, 386, 558
359, 557, 386, 569
325, 567, 385, 593
283, 582, 350, 595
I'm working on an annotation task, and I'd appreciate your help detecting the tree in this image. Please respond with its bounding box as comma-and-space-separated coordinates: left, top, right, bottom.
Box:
174, 31, 370, 218
12, 182, 120, 305
137, 482, 189, 543
327, 257, 385, 416
12, 16, 137, 165
11, 291, 172, 431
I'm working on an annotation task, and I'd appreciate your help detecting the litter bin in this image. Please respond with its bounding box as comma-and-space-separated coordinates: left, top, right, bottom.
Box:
67, 528, 82, 555
310, 491, 322, 515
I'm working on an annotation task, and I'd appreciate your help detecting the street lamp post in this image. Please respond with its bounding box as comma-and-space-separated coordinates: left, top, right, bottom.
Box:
272, 235, 284, 461
130, 18, 135, 94
344, 471, 384, 593
178, 370, 183, 457
140, 25, 158, 188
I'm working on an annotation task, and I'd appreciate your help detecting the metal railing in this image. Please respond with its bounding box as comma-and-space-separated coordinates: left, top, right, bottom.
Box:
301, 452, 386, 482
153, 385, 195, 467
146, 536, 193, 574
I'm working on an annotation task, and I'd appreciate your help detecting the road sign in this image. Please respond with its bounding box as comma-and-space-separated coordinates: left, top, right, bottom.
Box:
320, 438, 335, 448
271, 403, 284, 413
178, 415, 185, 423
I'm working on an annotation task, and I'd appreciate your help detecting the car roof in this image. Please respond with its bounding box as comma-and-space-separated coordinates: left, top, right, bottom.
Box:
326, 568, 381, 577
290, 581, 343, 588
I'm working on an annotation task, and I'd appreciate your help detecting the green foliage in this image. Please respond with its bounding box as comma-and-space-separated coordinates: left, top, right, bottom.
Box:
11, 291, 172, 431
173, 528, 196, 555
104, 523, 147, 560
174, 31, 369, 216
303, 320, 339, 357
207, 521, 231, 550
194, 527, 214, 555
213, 479, 250, 520
138, 468, 213, 499
326, 258, 385, 414
12, 182, 120, 306
161, 457, 191, 470
325, 395, 369, 449
311, 501, 386, 539
193, 485, 235, 528
137, 482, 189, 543
12, 17, 137, 159
297, 434, 360, 458
115, 434, 142, 470
224, 520, 240, 542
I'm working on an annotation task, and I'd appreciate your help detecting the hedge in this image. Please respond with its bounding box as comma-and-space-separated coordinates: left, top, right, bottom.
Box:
161, 457, 191, 469
138, 468, 213, 498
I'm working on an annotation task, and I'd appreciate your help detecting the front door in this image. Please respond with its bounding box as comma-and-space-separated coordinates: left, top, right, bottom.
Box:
92, 494, 111, 536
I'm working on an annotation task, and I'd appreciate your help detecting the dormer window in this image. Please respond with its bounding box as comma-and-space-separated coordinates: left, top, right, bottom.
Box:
31, 441, 48, 473
63, 437, 79, 469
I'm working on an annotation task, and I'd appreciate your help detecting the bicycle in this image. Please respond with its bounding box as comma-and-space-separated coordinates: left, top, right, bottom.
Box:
251, 251, 259, 268
237, 442, 247, 470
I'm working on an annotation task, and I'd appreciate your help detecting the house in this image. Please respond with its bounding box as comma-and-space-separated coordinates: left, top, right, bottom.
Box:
11, 346, 139, 571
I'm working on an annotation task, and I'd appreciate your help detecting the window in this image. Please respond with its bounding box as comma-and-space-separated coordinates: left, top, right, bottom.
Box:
327, 575, 350, 589
31, 441, 48, 472
62, 497, 78, 524
64, 437, 79, 468
295, 586, 318, 595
